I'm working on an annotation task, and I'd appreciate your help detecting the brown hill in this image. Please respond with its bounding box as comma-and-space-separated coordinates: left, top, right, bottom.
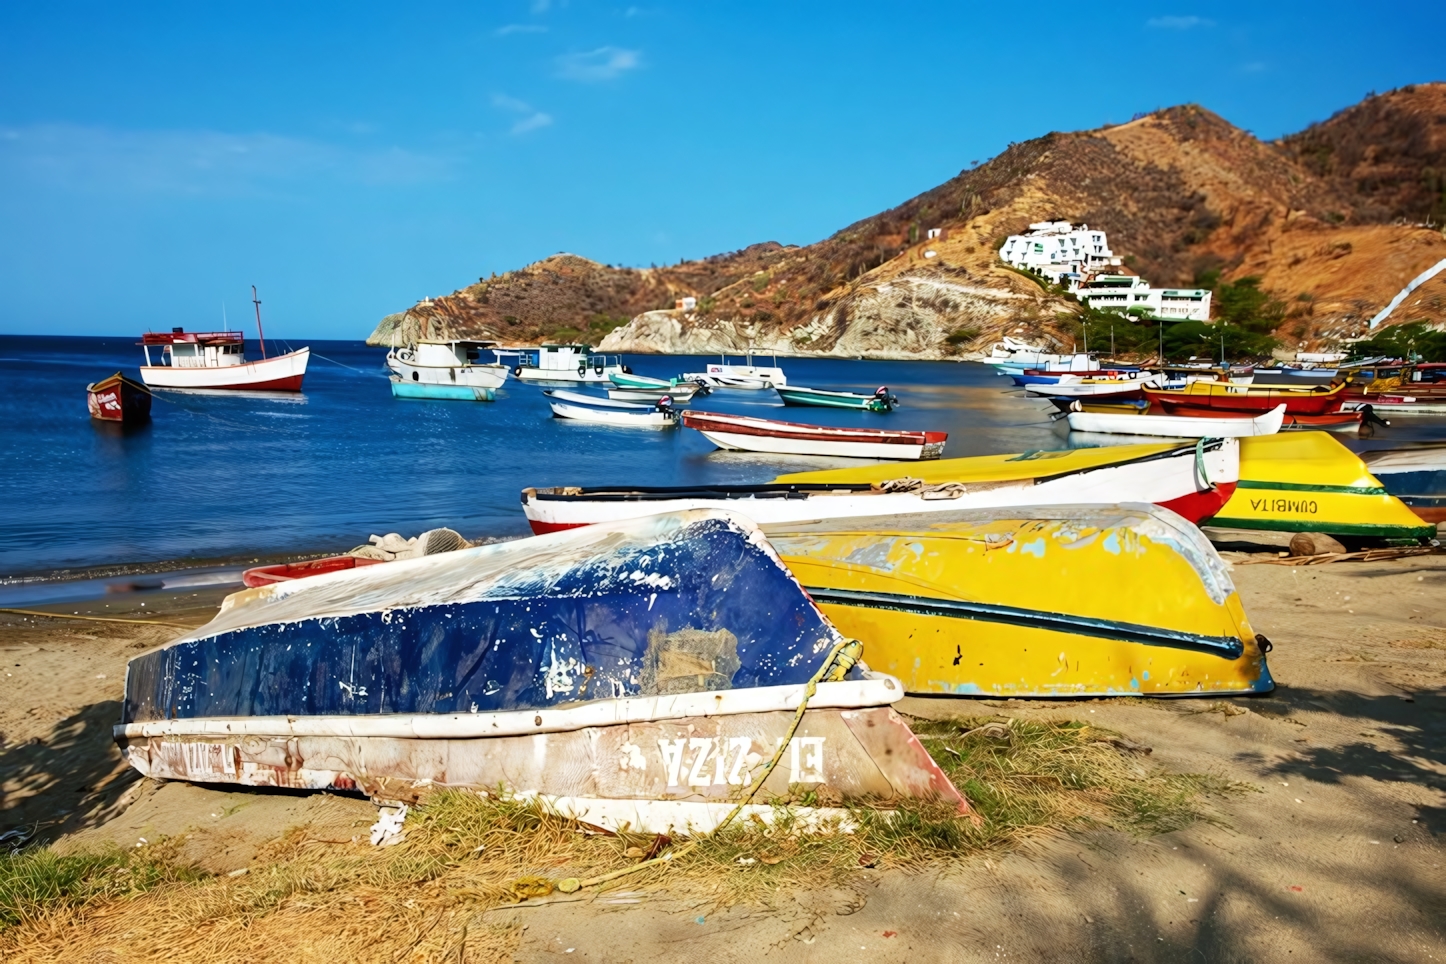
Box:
368, 88, 1446, 357
1279, 82, 1446, 224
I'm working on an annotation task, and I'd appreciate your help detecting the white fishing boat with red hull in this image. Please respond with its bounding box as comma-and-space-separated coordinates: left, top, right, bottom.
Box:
682, 411, 947, 460
521, 438, 1239, 533
139, 330, 309, 391
138, 287, 308, 392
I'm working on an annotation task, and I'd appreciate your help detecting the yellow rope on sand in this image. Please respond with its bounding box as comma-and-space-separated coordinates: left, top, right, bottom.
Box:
549, 637, 865, 896
0, 608, 196, 630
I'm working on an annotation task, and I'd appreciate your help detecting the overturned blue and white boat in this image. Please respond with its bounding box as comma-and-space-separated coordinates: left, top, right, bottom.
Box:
115, 510, 967, 832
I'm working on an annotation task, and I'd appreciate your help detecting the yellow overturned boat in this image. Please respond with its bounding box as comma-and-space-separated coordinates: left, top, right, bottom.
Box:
1205, 432, 1435, 544
766, 504, 1273, 698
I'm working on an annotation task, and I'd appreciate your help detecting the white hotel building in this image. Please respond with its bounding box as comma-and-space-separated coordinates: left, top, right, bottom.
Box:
1000, 221, 1212, 322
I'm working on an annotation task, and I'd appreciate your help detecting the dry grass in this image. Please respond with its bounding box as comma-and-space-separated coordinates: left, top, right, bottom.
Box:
0, 717, 1237, 962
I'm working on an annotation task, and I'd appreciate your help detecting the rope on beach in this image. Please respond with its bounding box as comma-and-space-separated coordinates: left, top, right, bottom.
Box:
0, 608, 196, 630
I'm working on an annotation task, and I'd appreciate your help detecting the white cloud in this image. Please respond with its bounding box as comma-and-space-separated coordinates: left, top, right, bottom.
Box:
511, 112, 554, 134
1146, 15, 1213, 28
555, 46, 640, 82
491, 94, 554, 135
0, 123, 450, 195
494, 23, 547, 36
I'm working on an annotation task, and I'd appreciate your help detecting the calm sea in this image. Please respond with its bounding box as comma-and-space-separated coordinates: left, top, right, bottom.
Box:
0, 335, 1069, 578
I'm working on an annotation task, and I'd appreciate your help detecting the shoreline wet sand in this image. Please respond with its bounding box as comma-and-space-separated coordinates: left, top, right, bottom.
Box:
1, 553, 1443, 961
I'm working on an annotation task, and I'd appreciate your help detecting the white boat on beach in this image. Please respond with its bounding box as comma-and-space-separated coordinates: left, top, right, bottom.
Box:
681, 353, 788, 389
682, 411, 947, 460
1066, 404, 1286, 438
386, 340, 510, 391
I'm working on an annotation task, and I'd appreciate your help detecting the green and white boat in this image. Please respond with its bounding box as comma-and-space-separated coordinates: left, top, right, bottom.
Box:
775, 385, 898, 413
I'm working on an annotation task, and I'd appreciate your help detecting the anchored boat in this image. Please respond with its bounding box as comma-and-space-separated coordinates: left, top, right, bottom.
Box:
138, 289, 308, 392
1203, 432, 1436, 543
504, 344, 628, 384
1144, 381, 1347, 416
1066, 404, 1286, 438
765, 504, 1273, 698
386, 340, 510, 399
85, 372, 152, 423
114, 511, 968, 831
776, 386, 898, 412
682, 411, 947, 460
681, 353, 788, 390
546, 390, 678, 427
521, 439, 1238, 533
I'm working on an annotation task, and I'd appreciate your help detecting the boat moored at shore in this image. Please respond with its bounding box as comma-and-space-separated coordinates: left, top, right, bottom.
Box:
138, 329, 309, 392
683, 411, 947, 460
386, 340, 510, 394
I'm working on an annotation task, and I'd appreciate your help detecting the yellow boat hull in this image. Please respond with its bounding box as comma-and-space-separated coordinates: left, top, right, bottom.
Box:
767, 505, 1273, 698
1207, 432, 1435, 541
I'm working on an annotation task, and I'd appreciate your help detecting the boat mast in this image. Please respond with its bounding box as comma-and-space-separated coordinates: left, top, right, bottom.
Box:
251, 285, 267, 359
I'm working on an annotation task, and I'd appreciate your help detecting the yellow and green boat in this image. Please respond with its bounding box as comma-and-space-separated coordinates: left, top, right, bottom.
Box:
767, 504, 1273, 699
1204, 432, 1436, 543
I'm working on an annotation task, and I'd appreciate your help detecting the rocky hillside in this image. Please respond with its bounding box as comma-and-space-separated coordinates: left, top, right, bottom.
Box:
368, 85, 1446, 358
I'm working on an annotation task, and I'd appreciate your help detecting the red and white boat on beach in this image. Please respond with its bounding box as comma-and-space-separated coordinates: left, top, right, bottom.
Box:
521, 438, 1239, 533
139, 329, 309, 391
682, 411, 947, 460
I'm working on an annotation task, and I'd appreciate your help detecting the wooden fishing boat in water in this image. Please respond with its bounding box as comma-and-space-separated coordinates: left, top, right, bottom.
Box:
1360, 443, 1446, 523
1066, 404, 1286, 438
682, 411, 947, 460
521, 439, 1239, 533
776, 386, 898, 412
386, 340, 510, 393
85, 372, 152, 423
766, 504, 1274, 698
114, 511, 968, 832
609, 384, 705, 402
1144, 381, 1347, 416
1203, 432, 1436, 543
139, 290, 308, 391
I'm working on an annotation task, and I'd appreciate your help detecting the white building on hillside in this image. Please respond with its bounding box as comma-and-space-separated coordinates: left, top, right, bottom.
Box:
999, 221, 1120, 288
1076, 274, 1212, 322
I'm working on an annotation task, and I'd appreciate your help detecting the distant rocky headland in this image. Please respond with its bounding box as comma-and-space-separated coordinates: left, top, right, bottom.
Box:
367, 83, 1446, 358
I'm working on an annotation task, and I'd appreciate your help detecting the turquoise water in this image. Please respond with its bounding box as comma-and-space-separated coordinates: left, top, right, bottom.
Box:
0, 336, 1069, 576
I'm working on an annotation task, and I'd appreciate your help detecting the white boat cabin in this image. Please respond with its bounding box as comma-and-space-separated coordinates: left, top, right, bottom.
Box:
504, 343, 625, 380
141, 328, 247, 369
395, 340, 498, 368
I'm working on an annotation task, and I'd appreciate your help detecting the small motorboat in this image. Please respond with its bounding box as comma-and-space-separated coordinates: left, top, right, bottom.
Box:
683, 411, 946, 460
766, 504, 1274, 698
547, 391, 678, 427
1026, 377, 1156, 400
776, 385, 898, 412
1344, 396, 1446, 416
680, 353, 788, 390
390, 376, 495, 402
1144, 381, 1347, 416
1011, 368, 1142, 387
386, 340, 510, 393
521, 439, 1239, 533
1360, 442, 1446, 523
1204, 432, 1436, 543
1067, 404, 1286, 438
242, 554, 385, 587
86, 372, 152, 423
115, 510, 969, 832
608, 384, 706, 402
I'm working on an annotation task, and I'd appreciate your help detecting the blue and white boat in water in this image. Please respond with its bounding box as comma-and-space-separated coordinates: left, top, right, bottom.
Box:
386, 339, 509, 401
115, 510, 967, 832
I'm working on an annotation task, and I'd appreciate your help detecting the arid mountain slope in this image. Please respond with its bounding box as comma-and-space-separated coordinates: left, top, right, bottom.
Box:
1279, 82, 1446, 224
369, 87, 1446, 358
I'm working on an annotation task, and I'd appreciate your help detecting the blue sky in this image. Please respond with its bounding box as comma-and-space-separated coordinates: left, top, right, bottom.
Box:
1, 2, 1441, 339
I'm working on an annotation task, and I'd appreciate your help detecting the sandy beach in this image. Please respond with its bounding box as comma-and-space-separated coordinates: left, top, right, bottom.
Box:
1, 549, 1442, 962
